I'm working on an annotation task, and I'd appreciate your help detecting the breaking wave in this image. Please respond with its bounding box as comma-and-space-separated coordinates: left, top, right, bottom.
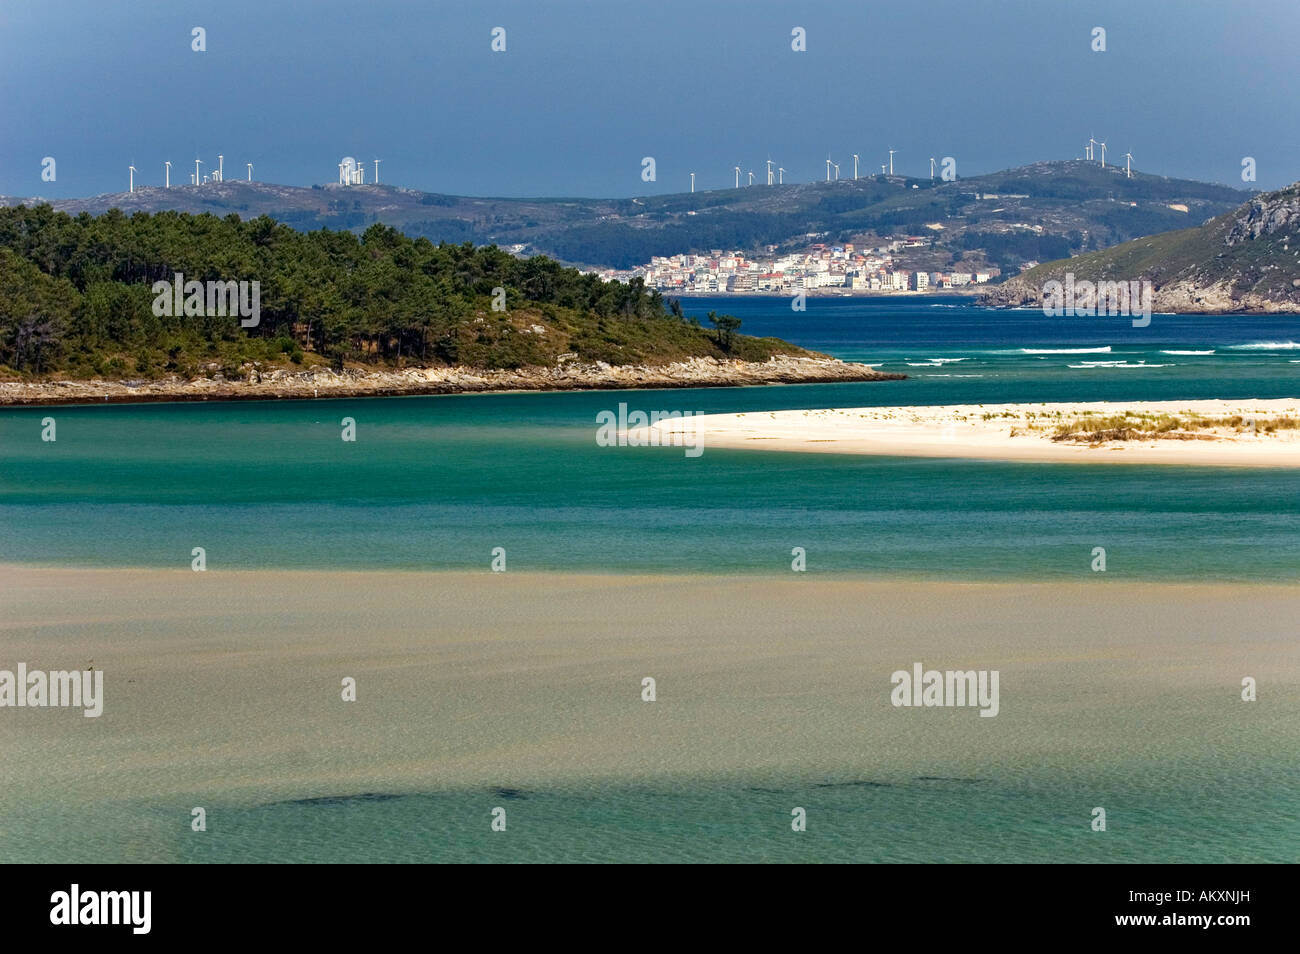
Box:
1018, 346, 1112, 354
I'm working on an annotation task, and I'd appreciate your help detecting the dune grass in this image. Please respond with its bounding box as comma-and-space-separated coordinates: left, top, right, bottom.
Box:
1049, 412, 1300, 443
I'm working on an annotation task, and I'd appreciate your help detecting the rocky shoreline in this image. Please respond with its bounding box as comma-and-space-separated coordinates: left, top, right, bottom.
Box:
0, 355, 903, 407
980, 182, 1300, 315
981, 280, 1300, 315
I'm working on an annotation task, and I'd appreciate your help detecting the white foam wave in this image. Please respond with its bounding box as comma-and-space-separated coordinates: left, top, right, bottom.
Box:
1068, 361, 1168, 369
1019, 346, 1112, 354
906, 357, 971, 366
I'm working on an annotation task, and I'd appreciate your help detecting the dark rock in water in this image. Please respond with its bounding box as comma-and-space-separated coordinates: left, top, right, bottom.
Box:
915, 776, 984, 784
280, 792, 404, 807
492, 787, 529, 800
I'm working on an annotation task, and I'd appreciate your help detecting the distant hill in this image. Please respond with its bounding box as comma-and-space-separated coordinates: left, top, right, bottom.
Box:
982, 181, 1300, 313
3, 160, 1251, 272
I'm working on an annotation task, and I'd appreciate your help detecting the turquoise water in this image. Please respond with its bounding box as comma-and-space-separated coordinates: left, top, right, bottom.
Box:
2, 298, 1298, 581
17, 764, 1295, 863
4, 299, 1299, 864
166, 772, 1294, 864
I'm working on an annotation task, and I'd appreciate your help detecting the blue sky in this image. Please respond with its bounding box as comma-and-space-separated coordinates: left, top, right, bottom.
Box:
3, 0, 1298, 198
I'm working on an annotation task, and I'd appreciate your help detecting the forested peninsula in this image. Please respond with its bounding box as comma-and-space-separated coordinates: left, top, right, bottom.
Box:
0, 205, 896, 404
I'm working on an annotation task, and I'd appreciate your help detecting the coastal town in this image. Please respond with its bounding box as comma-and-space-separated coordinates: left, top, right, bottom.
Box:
588, 240, 1003, 295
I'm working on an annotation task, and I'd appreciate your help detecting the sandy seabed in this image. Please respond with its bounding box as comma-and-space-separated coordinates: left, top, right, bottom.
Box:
2, 565, 1295, 826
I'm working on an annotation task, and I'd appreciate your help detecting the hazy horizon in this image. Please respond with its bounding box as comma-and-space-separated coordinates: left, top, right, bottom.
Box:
3, 0, 1298, 199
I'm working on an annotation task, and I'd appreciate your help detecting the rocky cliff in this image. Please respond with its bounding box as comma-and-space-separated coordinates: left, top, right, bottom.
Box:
983, 182, 1300, 314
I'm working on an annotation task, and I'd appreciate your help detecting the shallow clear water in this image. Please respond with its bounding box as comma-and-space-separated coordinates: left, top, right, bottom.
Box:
4, 298, 1298, 864
165, 771, 1295, 864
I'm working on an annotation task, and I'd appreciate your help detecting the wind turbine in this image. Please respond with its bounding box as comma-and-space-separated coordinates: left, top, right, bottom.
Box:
778, 166, 784, 184
929, 157, 936, 180
128, 165, 135, 193
374, 158, 381, 184
825, 158, 832, 182
217, 154, 223, 182
747, 170, 754, 186
164, 160, 171, 188
194, 158, 203, 186
832, 162, 840, 181
1123, 151, 1133, 178
881, 163, 886, 174
888, 148, 896, 176
690, 172, 695, 193
1087, 136, 1097, 161
852, 153, 859, 180
766, 159, 773, 185
247, 162, 253, 181
734, 165, 741, 188
1099, 141, 1107, 168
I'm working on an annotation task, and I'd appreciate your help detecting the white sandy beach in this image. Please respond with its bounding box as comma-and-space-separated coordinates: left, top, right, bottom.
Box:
637, 399, 1300, 466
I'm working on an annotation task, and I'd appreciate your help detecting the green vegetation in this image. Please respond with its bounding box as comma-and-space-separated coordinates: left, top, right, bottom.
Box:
1009, 182, 1300, 304
0, 205, 792, 380
707, 311, 742, 349
957, 230, 1075, 269
1050, 411, 1300, 443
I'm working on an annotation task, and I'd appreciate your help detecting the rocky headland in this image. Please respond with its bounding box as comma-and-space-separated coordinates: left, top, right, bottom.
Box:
0, 355, 903, 407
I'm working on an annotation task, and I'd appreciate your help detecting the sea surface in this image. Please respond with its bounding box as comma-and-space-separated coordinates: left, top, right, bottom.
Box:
167, 770, 1297, 864
3, 297, 1298, 864
2, 297, 1298, 582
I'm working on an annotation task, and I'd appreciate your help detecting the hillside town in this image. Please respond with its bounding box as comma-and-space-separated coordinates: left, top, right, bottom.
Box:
588, 240, 1002, 295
